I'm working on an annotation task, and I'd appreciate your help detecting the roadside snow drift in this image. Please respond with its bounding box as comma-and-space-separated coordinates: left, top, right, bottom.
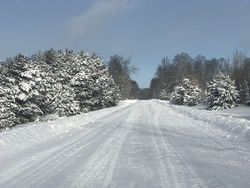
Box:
157, 100, 250, 141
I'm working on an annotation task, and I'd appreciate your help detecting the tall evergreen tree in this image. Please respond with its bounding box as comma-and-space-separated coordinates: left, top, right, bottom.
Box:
6, 54, 43, 123
0, 75, 17, 128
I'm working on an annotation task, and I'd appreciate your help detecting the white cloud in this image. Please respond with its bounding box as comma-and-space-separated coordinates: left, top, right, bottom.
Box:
67, 0, 129, 38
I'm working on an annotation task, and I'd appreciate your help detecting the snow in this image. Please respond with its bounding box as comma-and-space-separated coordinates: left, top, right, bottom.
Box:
1, 100, 250, 188
158, 100, 250, 140
194, 103, 250, 120
17, 93, 28, 101
0, 100, 136, 155
214, 105, 250, 121
19, 82, 31, 93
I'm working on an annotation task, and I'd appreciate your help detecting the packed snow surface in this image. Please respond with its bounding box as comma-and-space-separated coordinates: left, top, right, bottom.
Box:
1, 100, 250, 188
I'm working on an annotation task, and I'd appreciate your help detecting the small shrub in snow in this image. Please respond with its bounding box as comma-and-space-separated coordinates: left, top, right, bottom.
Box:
205, 72, 239, 110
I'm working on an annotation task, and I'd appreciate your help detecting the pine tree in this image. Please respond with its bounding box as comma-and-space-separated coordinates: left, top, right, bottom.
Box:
36, 50, 81, 116
0, 75, 18, 129
50, 50, 81, 116
205, 72, 239, 110
170, 85, 185, 105
0, 49, 120, 128
170, 78, 201, 106
183, 79, 202, 106
6, 54, 43, 123
70, 52, 119, 112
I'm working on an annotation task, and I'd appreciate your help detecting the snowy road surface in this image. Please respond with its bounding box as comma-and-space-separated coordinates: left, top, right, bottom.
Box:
1, 100, 250, 188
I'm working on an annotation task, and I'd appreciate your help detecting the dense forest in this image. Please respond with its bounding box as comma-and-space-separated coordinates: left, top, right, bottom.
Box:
0, 49, 120, 129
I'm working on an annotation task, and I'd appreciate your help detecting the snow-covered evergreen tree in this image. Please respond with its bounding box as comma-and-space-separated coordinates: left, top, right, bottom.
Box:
0, 75, 18, 129
36, 50, 119, 115
70, 52, 119, 112
205, 72, 239, 110
170, 78, 201, 106
170, 85, 185, 105
0, 49, 120, 128
36, 50, 81, 116
5, 54, 43, 123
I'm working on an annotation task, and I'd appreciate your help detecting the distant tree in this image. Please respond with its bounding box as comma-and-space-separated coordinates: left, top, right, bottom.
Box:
139, 88, 151, 100
203, 58, 220, 84
231, 50, 250, 103
238, 80, 250, 103
108, 55, 137, 99
173, 52, 194, 81
129, 80, 140, 99
149, 78, 161, 98
151, 57, 177, 98
232, 50, 245, 89
193, 55, 206, 89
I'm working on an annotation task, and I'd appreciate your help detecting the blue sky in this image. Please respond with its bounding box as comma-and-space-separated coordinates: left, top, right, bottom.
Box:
1, 0, 250, 88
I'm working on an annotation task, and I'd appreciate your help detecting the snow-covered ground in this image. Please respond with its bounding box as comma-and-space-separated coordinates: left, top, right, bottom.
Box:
215, 105, 250, 120
157, 100, 250, 141
1, 100, 250, 188
194, 103, 250, 120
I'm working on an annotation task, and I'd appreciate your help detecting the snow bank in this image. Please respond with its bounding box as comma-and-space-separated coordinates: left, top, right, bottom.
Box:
157, 100, 250, 141
214, 106, 250, 121
0, 100, 137, 154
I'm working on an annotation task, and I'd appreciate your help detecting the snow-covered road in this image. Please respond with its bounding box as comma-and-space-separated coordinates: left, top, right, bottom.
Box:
1, 100, 250, 188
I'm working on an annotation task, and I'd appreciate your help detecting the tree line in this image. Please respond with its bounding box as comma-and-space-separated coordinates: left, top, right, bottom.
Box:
107, 51, 249, 104
107, 55, 151, 100
1, 50, 249, 129
0, 49, 120, 129
149, 51, 250, 104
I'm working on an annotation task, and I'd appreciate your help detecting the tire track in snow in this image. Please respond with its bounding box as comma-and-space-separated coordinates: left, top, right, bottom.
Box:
0, 105, 136, 188
148, 103, 178, 188
71, 104, 138, 188
152, 101, 206, 188
2, 100, 250, 187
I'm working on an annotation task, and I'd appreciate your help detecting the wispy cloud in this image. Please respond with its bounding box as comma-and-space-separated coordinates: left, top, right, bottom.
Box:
67, 0, 130, 38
